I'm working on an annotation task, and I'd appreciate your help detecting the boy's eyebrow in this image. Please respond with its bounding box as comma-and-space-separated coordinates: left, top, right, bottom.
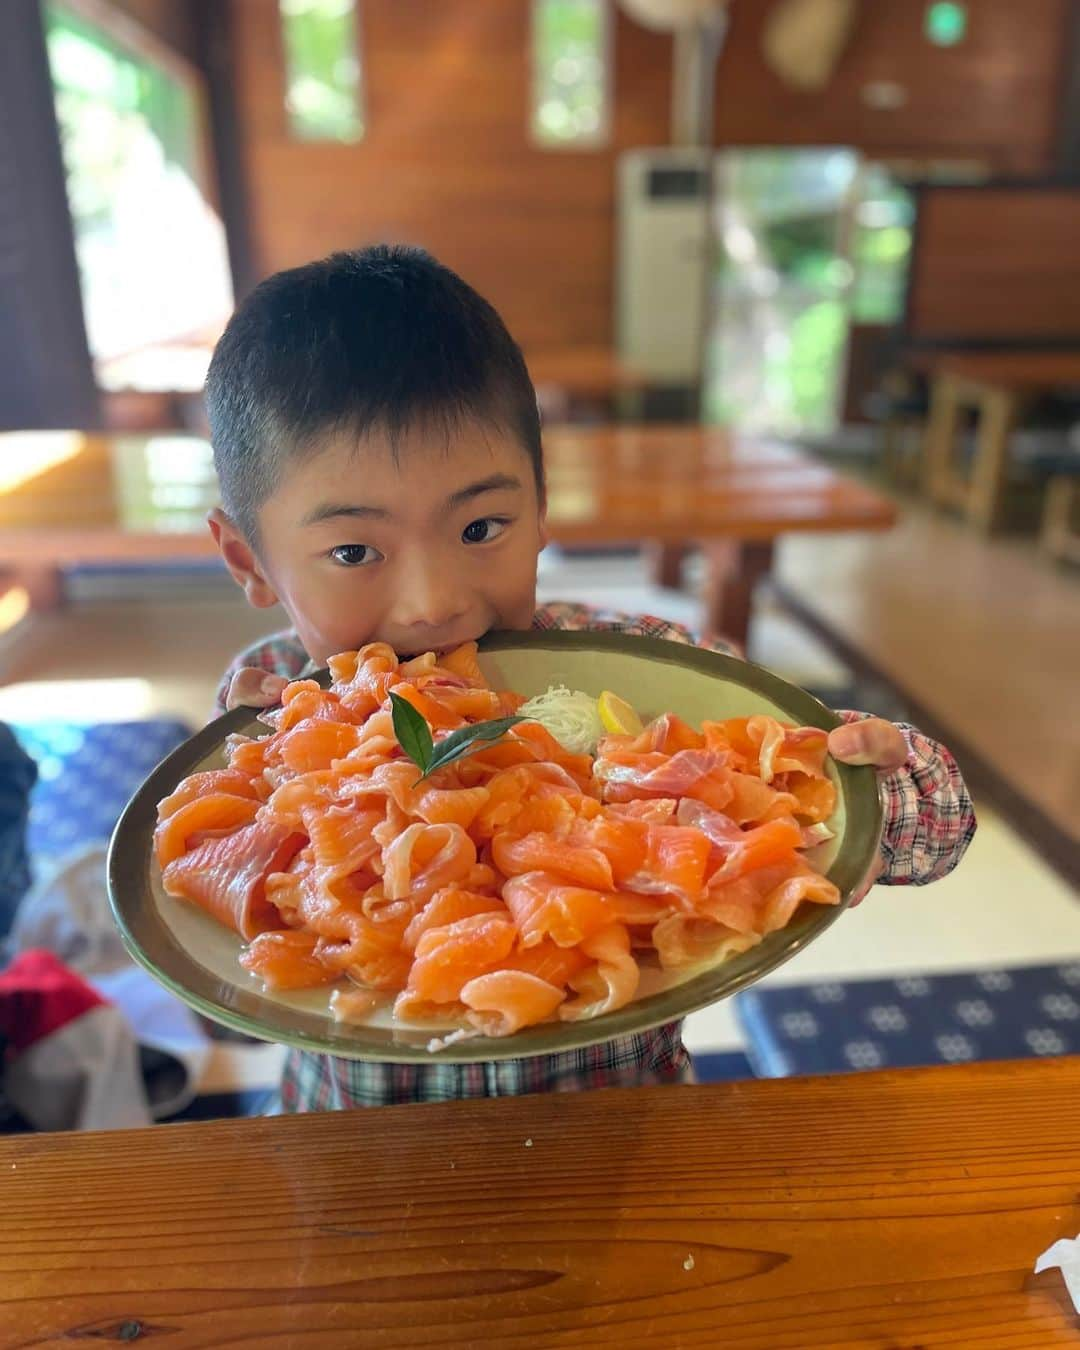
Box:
445, 474, 523, 509
301, 502, 391, 526
301, 474, 523, 526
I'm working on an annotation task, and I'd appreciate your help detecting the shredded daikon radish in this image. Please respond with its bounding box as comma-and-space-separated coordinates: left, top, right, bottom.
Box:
520, 685, 605, 755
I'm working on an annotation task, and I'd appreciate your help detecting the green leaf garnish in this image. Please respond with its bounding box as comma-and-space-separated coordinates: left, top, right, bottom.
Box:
389, 691, 527, 780
389, 692, 434, 773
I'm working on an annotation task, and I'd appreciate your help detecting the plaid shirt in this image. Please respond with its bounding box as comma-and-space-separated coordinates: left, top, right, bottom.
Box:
214, 602, 976, 1110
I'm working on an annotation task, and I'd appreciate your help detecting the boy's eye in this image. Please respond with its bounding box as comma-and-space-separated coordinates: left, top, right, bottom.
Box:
329, 544, 382, 567
462, 517, 508, 544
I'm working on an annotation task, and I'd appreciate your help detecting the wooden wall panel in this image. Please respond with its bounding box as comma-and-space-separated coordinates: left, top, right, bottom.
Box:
231, 0, 670, 350
714, 0, 1070, 176
229, 0, 1073, 352
907, 188, 1080, 341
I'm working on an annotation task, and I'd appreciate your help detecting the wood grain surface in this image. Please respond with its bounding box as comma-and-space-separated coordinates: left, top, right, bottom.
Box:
3, 1058, 1079, 1348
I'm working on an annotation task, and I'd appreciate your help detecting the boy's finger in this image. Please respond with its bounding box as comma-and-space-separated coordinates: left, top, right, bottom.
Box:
828, 719, 907, 772
226, 669, 287, 710
848, 856, 886, 908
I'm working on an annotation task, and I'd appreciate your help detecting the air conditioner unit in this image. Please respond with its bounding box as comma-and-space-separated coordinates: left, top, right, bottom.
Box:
616, 147, 711, 383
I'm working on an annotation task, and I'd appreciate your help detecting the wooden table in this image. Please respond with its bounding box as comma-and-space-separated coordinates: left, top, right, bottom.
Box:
0, 426, 895, 645
3, 1059, 1078, 1347
525, 346, 650, 421
922, 351, 1080, 531
544, 425, 895, 643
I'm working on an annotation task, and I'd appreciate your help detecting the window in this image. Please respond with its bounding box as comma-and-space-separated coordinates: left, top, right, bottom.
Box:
850, 165, 914, 325
532, 0, 609, 148
44, 3, 233, 390
279, 0, 363, 143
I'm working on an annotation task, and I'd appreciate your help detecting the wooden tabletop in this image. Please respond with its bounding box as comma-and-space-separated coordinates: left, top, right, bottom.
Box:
913, 349, 1080, 391
0, 426, 896, 562
3, 1058, 1078, 1347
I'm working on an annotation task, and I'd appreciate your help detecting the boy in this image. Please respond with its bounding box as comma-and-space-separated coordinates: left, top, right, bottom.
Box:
205, 245, 975, 1109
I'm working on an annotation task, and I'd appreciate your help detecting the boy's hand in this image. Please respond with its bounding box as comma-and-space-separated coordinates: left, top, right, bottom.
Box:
225, 668, 288, 710
827, 718, 907, 773
826, 718, 907, 906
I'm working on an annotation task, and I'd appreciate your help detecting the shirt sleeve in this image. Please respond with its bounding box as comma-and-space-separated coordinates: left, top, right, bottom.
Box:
211, 630, 313, 720
836, 710, 976, 886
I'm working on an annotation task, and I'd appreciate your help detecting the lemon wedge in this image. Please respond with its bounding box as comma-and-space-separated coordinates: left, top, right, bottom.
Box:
597, 689, 643, 736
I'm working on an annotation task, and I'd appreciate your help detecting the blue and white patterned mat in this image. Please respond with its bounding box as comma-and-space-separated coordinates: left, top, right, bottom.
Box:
12, 720, 192, 861
736, 964, 1080, 1077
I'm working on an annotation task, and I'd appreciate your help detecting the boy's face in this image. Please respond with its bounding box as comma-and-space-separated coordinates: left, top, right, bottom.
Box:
210, 417, 548, 664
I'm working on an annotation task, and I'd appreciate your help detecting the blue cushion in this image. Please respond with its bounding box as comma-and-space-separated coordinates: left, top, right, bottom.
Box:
13, 720, 192, 861
693, 1050, 754, 1083
735, 964, 1080, 1076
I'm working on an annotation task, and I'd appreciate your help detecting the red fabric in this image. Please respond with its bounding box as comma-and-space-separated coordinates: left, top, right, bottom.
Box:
0, 950, 107, 1056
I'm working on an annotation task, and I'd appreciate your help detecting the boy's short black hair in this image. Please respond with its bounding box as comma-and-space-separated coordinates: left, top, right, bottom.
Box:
205, 244, 543, 542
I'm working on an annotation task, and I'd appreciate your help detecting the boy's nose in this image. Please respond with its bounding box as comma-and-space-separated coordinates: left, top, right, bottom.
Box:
389, 555, 466, 633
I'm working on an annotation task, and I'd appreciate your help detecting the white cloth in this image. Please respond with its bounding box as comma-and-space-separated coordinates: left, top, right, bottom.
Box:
9, 845, 211, 1122
1035, 1232, 1080, 1315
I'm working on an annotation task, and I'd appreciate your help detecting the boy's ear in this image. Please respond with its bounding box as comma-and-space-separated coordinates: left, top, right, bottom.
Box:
207, 508, 280, 609
537, 502, 550, 552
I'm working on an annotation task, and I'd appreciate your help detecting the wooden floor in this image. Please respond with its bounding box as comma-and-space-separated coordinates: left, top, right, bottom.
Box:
775, 495, 1080, 846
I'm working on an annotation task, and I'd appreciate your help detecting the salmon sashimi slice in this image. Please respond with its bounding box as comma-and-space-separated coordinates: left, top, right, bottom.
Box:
502, 872, 615, 948
330, 987, 384, 1024
777, 770, 838, 823
610, 893, 675, 926
504, 938, 590, 987
161, 820, 306, 938
677, 798, 803, 884
461, 970, 567, 1036
225, 734, 274, 778
154, 793, 262, 868
491, 831, 614, 891
240, 930, 339, 991
264, 850, 316, 925
746, 716, 830, 782
278, 719, 365, 773
412, 783, 491, 829
393, 990, 467, 1023
157, 770, 265, 821
390, 681, 467, 731
403, 888, 508, 952
382, 822, 478, 900
600, 713, 704, 758
316, 935, 411, 992
436, 641, 486, 687
706, 817, 803, 884
758, 859, 841, 932
559, 923, 640, 1020
622, 824, 713, 906
264, 769, 341, 828
607, 798, 678, 824
700, 717, 759, 772
596, 748, 734, 813
651, 915, 761, 970
722, 771, 799, 826
302, 804, 383, 879
407, 913, 517, 1003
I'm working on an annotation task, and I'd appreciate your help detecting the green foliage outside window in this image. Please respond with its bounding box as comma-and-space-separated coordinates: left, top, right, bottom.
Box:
280, 0, 363, 143
532, 0, 608, 146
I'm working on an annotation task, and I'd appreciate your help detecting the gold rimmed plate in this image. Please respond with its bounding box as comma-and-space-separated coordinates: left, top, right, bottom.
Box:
108, 631, 882, 1062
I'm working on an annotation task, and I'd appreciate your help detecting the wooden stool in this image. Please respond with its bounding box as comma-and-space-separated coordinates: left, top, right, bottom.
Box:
1040, 473, 1080, 564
